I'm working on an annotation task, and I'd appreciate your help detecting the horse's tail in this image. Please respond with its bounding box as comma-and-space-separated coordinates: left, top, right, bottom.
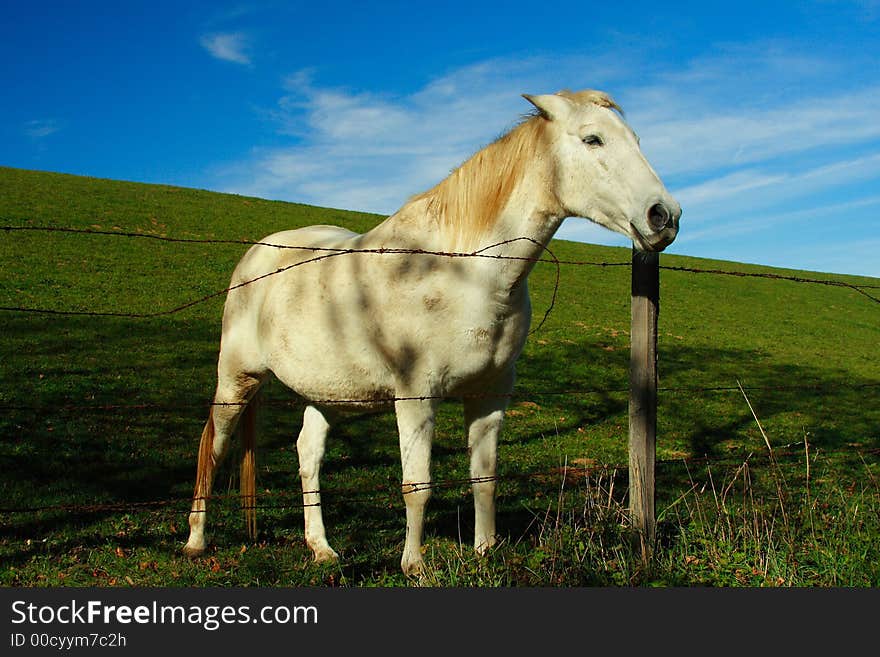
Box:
195, 408, 215, 503
240, 394, 259, 540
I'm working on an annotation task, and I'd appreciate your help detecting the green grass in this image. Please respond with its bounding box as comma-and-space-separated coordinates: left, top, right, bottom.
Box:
1, 166, 878, 587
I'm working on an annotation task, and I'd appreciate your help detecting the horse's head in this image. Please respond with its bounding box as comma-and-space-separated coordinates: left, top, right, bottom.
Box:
524, 90, 680, 252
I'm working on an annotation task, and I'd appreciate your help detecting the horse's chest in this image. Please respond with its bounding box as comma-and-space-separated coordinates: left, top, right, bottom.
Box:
444, 299, 529, 382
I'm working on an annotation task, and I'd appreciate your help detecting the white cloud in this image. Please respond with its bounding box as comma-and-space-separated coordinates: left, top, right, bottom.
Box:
199, 32, 251, 65
222, 61, 535, 211
24, 119, 60, 138
211, 45, 880, 276
630, 85, 880, 179
677, 194, 880, 245
674, 152, 880, 222
220, 55, 636, 212
675, 170, 790, 208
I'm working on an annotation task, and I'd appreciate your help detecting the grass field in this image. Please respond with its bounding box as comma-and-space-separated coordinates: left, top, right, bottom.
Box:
1, 166, 878, 586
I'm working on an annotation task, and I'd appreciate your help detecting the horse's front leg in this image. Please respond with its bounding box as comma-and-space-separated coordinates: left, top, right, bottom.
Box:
463, 380, 511, 555
395, 397, 438, 576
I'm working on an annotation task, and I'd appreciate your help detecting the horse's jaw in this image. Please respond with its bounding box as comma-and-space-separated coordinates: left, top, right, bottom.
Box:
629, 221, 678, 253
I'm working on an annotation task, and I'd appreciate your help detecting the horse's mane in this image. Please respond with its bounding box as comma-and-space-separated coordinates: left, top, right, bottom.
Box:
408, 117, 548, 247
407, 89, 622, 247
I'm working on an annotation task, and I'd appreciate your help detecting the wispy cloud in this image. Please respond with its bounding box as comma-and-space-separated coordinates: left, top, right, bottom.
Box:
630, 85, 880, 179
199, 32, 252, 65
23, 119, 61, 139
678, 194, 880, 245
219, 56, 631, 212
213, 44, 880, 274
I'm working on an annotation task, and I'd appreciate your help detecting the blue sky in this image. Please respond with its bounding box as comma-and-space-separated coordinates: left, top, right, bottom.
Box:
3, 1, 880, 277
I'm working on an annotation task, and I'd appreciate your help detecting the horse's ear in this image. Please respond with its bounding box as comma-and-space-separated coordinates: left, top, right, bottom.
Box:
522, 93, 574, 122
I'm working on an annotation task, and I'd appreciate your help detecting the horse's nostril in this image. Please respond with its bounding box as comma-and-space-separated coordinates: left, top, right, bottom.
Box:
648, 203, 670, 231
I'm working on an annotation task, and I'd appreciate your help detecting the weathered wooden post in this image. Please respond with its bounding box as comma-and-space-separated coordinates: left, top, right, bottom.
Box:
629, 248, 659, 560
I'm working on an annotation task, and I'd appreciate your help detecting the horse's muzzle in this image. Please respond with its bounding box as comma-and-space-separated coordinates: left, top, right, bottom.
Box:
633, 201, 681, 252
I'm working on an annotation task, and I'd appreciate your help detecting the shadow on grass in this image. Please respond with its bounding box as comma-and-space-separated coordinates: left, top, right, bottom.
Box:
1, 314, 877, 577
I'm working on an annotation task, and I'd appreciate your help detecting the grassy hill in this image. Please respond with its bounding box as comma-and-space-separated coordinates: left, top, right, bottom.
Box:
1, 166, 878, 586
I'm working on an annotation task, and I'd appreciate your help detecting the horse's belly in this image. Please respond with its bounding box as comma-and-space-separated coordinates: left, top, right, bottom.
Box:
265, 305, 526, 403
265, 327, 396, 406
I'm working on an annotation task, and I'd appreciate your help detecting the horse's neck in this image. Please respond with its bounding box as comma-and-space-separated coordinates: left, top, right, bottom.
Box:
465, 170, 566, 290
374, 161, 565, 291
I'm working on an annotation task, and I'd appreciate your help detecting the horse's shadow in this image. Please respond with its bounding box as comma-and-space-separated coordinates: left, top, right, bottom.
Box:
1, 314, 877, 571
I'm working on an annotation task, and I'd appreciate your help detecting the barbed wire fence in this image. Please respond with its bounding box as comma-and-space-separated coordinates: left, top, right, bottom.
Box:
2, 226, 879, 319
1, 224, 878, 536
4, 442, 879, 519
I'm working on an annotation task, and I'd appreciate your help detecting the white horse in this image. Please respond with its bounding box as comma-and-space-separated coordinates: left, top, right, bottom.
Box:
183, 89, 681, 575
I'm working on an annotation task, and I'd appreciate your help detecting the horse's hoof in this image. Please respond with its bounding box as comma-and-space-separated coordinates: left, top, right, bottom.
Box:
401, 557, 426, 579
313, 547, 339, 564
182, 544, 205, 558
474, 535, 499, 556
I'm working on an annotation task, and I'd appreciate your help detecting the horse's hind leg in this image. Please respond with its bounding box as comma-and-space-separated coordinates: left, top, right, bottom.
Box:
183, 369, 263, 557
297, 405, 338, 563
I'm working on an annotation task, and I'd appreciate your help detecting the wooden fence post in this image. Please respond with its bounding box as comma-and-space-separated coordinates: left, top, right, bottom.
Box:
629, 248, 659, 560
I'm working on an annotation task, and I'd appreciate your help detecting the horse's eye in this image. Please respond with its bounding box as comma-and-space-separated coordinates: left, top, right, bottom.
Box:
582, 134, 604, 147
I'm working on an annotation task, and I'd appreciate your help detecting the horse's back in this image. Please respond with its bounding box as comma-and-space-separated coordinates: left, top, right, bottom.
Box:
229, 225, 360, 284
264, 225, 361, 247
258, 225, 361, 257
219, 225, 363, 365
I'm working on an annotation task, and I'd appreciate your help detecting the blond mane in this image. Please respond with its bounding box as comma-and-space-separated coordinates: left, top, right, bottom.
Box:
409, 89, 622, 247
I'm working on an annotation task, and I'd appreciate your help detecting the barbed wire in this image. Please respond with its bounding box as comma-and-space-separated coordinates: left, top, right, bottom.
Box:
658, 263, 880, 303
1, 381, 877, 416
1, 225, 877, 320
0, 224, 632, 268
0, 227, 573, 320
1, 442, 876, 518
